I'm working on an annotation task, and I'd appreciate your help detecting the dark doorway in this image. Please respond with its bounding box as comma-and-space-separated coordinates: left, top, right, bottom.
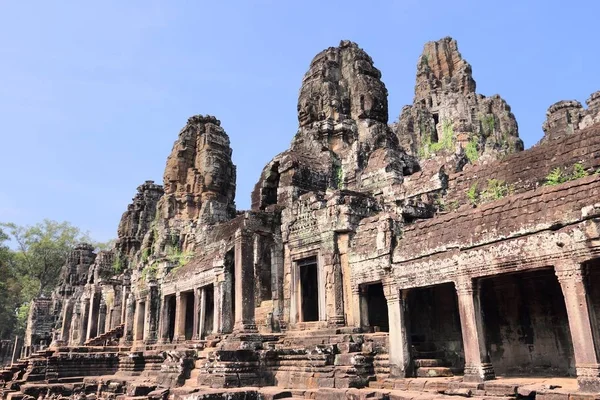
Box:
167, 295, 176, 343
299, 257, 319, 322
408, 283, 464, 374
203, 284, 214, 338
431, 113, 440, 142
261, 162, 280, 210
183, 291, 194, 341
480, 268, 575, 376
365, 282, 389, 332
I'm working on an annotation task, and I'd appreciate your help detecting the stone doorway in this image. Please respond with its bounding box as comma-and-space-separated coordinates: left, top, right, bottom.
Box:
166, 295, 176, 343
479, 268, 575, 376
360, 282, 389, 332
407, 283, 464, 377
182, 291, 195, 341
299, 256, 319, 322
201, 284, 214, 339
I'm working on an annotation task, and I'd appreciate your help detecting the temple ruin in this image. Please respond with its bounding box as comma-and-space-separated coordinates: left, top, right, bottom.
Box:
3, 37, 600, 399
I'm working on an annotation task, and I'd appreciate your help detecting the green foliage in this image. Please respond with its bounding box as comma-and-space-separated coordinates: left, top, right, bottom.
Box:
3, 219, 91, 296
112, 255, 123, 273
466, 179, 513, 205
332, 162, 344, 189
480, 114, 495, 135
465, 138, 479, 163
0, 220, 93, 339
572, 162, 588, 179
421, 54, 429, 67
480, 179, 513, 202
141, 247, 151, 264
419, 119, 454, 159
543, 162, 589, 186
466, 183, 479, 205
141, 262, 159, 282
544, 167, 566, 186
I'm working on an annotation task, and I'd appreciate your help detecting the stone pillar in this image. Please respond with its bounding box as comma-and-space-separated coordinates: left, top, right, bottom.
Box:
327, 249, 346, 327
97, 301, 107, 336
158, 296, 169, 343
86, 293, 99, 340
173, 292, 186, 342
121, 279, 130, 325
234, 230, 257, 332
79, 298, 90, 345
455, 278, 495, 382
133, 300, 145, 342
11, 336, 22, 364
270, 237, 284, 331
59, 299, 74, 345
350, 286, 362, 328
384, 283, 412, 377
192, 288, 200, 340
198, 287, 207, 339
122, 294, 135, 344
555, 261, 600, 392
214, 283, 225, 333
359, 285, 370, 329
145, 281, 159, 344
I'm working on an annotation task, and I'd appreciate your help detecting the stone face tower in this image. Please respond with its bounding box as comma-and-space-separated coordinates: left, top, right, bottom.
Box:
161, 115, 236, 224
395, 37, 523, 164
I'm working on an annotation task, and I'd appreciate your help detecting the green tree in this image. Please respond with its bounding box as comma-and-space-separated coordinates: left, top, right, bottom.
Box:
0, 227, 21, 339
3, 220, 91, 297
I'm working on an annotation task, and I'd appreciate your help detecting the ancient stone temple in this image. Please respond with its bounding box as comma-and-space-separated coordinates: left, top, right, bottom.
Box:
4, 37, 600, 400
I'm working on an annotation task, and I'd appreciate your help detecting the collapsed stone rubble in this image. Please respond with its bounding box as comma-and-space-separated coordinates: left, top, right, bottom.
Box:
3, 37, 600, 400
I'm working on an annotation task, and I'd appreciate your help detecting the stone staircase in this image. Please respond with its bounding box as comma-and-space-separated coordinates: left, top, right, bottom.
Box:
412, 342, 455, 378
84, 324, 124, 346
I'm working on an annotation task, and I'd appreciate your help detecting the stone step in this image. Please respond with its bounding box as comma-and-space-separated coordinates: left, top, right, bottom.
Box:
414, 358, 446, 367
415, 366, 454, 377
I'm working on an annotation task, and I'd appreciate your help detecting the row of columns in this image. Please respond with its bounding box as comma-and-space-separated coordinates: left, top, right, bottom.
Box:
384, 261, 600, 391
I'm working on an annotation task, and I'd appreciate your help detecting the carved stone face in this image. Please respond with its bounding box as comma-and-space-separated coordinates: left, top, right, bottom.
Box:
297, 42, 388, 127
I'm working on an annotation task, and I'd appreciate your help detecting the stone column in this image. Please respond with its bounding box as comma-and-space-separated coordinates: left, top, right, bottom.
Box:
384, 283, 412, 377
198, 287, 207, 339
145, 281, 159, 344
214, 282, 225, 333
173, 292, 186, 342
59, 299, 74, 345
327, 249, 346, 327
555, 261, 600, 392
234, 230, 257, 332
122, 294, 135, 344
350, 286, 362, 328
79, 298, 90, 345
86, 293, 99, 340
455, 278, 495, 382
192, 288, 200, 340
121, 278, 130, 325
158, 296, 169, 343
97, 301, 107, 336
359, 285, 370, 329
133, 300, 144, 342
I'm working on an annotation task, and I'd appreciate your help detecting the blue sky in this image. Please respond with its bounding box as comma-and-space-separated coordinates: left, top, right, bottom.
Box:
0, 0, 598, 242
